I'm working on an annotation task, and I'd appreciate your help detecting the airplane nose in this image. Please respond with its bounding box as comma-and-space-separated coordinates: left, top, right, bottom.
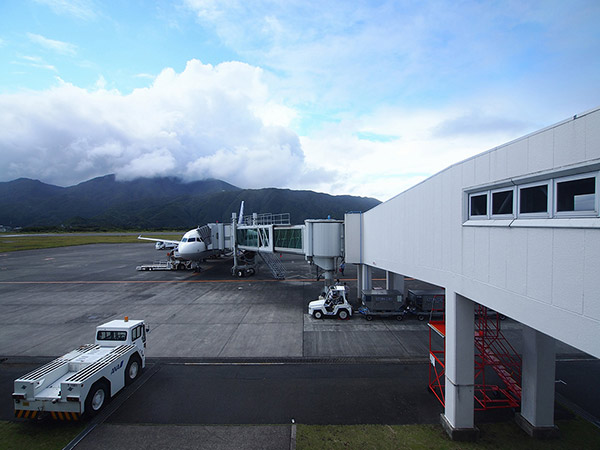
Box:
177, 242, 207, 260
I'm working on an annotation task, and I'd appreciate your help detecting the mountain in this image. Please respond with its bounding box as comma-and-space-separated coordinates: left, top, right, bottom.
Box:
0, 175, 380, 230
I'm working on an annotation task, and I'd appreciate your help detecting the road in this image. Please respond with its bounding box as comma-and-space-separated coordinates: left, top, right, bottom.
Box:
108, 361, 442, 425
3, 358, 599, 426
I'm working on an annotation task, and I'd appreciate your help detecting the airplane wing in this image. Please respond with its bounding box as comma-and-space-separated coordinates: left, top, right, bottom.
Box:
137, 235, 181, 245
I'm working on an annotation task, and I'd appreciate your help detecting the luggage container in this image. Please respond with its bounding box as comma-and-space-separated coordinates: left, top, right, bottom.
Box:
357, 289, 405, 321
406, 289, 445, 321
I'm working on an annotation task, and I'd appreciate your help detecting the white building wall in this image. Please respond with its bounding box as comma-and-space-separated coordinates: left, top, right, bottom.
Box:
356, 108, 600, 358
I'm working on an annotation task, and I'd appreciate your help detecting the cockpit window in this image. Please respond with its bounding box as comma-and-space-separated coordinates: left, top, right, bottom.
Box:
97, 330, 127, 341
188, 237, 196, 242
181, 238, 188, 242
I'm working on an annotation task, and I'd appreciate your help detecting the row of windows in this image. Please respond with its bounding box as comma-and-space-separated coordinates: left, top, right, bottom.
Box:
181, 237, 201, 243
96, 325, 145, 342
97, 330, 127, 341
468, 172, 598, 220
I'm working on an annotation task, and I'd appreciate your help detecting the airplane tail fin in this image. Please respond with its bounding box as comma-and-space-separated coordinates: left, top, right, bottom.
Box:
238, 201, 245, 225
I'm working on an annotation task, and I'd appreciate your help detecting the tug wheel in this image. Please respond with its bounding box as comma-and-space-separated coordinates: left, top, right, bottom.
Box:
85, 380, 109, 417
125, 355, 142, 385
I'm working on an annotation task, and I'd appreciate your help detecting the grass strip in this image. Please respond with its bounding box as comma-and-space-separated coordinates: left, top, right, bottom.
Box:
0, 420, 85, 450
0, 233, 183, 253
296, 417, 600, 449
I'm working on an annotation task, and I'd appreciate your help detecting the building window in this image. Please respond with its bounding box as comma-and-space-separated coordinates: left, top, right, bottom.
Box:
556, 176, 596, 213
469, 193, 487, 217
492, 189, 514, 216
519, 184, 548, 214
465, 169, 600, 225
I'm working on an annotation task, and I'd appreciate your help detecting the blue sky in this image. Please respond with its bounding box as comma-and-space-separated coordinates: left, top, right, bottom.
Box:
1, 0, 599, 201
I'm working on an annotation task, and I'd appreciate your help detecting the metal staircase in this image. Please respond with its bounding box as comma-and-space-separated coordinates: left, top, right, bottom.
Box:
428, 305, 522, 411
474, 305, 522, 409
258, 252, 286, 280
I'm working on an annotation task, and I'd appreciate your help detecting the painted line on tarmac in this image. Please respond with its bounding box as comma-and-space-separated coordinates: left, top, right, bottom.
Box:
163, 358, 430, 366
556, 357, 599, 362
0, 277, 385, 285
0, 277, 383, 285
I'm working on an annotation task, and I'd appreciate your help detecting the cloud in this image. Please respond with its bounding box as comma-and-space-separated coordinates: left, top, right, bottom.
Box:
0, 59, 312, 189
16, 55, 58, 72
34, 0, 97, 20
432, 111, 533, 138
295, 104, 539, 201
27, 33, 77, 56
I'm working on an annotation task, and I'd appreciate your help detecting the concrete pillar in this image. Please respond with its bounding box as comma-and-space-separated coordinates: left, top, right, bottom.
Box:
515, 326, 559, 438
441, 291, 478, 440
357, 265, 372, 299
361, 265, 372, 291
386, 271, 405, 295
356, 265, 362, 299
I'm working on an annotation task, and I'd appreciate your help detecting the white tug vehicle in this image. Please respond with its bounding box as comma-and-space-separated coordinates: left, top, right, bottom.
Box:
13, 318, 147, 421
308, 284, 352, 320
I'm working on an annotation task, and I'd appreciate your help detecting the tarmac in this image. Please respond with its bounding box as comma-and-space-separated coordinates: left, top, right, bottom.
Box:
0, 243, 587, 449
0, 243, 435, 360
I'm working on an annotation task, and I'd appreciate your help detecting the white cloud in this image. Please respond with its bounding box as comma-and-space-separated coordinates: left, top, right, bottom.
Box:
27, 33, 77, 56
0, 59, 312, 190
295, 105, 537, 201
34, 0, 97, 20
16, 55, 58, 72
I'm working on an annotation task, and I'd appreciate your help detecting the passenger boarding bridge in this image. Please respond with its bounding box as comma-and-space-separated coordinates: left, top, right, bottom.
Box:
230, 211, 344, 283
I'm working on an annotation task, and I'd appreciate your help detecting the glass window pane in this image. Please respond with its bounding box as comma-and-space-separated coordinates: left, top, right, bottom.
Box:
470, 194, 487, 216
492, 190, 513, 215
520, 185, 548, 214
97, 330, 127, 341
556, 177, 595, 212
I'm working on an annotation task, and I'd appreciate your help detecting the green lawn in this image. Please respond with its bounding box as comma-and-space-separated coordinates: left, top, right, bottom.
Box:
0, 233, 183, 253
0, 420, 85, 450
2, 416, 599, 449
296, 417, 600, 450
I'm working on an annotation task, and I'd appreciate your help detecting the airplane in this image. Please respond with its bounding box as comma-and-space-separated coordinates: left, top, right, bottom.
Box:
138, 226, 219, 269
137, 202, 245, 269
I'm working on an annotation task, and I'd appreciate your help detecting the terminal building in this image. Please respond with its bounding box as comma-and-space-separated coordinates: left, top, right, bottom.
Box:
345, 107, 600, 439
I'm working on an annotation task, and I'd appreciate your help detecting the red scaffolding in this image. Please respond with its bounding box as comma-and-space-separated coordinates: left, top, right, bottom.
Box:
428, 304, 522, 410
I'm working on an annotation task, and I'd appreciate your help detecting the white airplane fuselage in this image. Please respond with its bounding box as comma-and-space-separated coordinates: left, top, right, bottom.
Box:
176, 229, 211, 261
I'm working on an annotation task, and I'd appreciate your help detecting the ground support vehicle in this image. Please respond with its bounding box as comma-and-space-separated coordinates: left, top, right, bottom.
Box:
308, 284, 352, 320
357, 289, 405, 321
406, 289, 445, 321
13, 318, 147, 421
232, 264, 257, 277
136, 260, 193, 271
154, 241, 178, 250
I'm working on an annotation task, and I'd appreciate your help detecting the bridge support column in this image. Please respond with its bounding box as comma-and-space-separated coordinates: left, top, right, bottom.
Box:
515, 326, 559, 438
357, 265, 372, 299
441, 291, 478, 441
386, 271, 404, 295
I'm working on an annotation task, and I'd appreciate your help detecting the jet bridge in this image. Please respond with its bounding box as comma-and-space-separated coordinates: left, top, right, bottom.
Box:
231, 212, 344, 283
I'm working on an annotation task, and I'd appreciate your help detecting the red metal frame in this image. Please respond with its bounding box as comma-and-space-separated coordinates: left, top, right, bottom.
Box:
427, 297, 446, 404
427, 304, 522, 411
428, 320, 446, 405
474, 305, 521, 409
